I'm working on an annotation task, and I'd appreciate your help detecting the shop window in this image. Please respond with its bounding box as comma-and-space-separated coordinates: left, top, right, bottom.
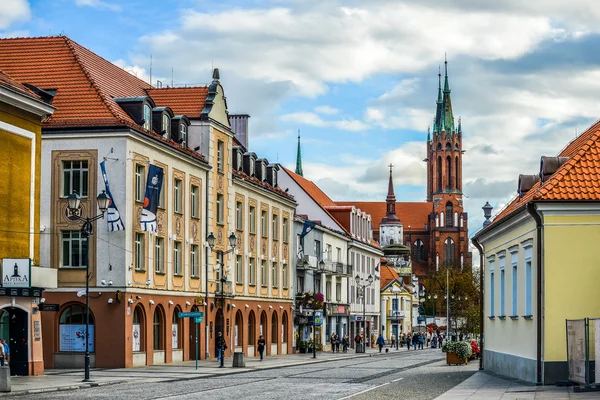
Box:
59, 304, 94, 352
172, 307, 182, 349
133, 306, 144, 352
153, 307, 164, 350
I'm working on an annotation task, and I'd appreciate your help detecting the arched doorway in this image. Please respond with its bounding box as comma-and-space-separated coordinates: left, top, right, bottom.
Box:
57, 303, 94, 371
153, 306, 166, 364
0, 308, 28, 376
214, 308, 224, 357
132, 305, 146, 367
247, 311, 256, 357
188, 305, 199, 361
281, 311, 289, 355
172, 306, 183, 362
271, 312, 278, 356
234, 310, 243, 352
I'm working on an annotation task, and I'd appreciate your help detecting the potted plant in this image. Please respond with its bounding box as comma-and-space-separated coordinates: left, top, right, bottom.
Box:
298, 340, 308, 353
307, 339, 315, 353
442, 341, 472, 365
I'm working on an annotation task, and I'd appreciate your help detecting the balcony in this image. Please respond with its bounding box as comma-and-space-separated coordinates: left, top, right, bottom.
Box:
214, 281, 233, 296
387, 310, 406, 321
327, 261, 353, 276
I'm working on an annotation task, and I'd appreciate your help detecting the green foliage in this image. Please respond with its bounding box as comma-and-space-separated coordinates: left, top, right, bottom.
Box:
442, 340, 473, 359
296, 292, 324, 310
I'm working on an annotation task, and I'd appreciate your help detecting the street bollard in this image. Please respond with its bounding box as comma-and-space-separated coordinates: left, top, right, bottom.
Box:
0, 366, 11, 392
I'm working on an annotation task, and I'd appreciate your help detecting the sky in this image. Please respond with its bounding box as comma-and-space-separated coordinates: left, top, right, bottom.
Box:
3, 0, 600, 261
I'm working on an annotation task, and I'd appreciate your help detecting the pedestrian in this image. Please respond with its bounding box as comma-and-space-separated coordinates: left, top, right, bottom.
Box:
257, 334, 266, 361
335, 334, 341, 353
471, 340, 480, 359
1, 339, 8, 365
439, 334, 444, 350
376, 334, 385, 353
330, 333, 337, 353
419, 334, 424, 350
432, 335, 438, 349
216, 332, 227, 368
391, 333, 396, 348
0, 339, 5, 367
342, 334, 349, 353
412, 333, 418, 350
406, 334, 411, 350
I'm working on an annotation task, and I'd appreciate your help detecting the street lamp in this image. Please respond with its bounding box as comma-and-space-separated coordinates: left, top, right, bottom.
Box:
428, 293, 439, 327
312, 259, 326, 359
66, 190, 109, 382
207, 231, 237, 367
355, 274, 374, 352
391, 285, 402, 350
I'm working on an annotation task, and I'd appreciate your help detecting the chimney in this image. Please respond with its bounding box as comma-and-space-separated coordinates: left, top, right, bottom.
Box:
482, 202, 493, 228
229, 114, 250, 150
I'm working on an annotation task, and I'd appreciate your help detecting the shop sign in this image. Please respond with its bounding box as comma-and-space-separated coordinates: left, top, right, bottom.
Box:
2, 258, 31, 288
39, 304, 60, 312
59, 325, 95, 352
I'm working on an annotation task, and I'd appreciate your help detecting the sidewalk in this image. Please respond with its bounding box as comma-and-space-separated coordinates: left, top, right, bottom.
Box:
435, 370, 600, 399
0, 349, 389, 397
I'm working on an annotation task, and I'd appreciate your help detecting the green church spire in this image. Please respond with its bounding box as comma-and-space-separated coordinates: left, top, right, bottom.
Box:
295, 129, 303, 176
442, 55, 454, 134
437, 65, 443, 104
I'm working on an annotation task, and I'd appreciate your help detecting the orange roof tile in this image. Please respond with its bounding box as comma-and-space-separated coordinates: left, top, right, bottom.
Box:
483, 120, 600, 232
146, 87, 208, 117
232, 168, 295, 201
380, 265, 400, 290
283, 166, 337, 207
0, 71, 40, 100
335, 201, 433, 232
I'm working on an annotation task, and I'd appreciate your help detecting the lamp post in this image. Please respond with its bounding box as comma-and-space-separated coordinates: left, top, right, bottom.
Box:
391, 285, 402, 350
312, 259, 325, 359
66, 190, 110, 382
207, 231, 237, 367
355, 274, 374, 352
428, 293, 438, 326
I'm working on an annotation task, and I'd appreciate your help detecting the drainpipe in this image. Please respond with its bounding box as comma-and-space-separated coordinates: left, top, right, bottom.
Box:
471, 236, 484, 371
526, 202, 543, 385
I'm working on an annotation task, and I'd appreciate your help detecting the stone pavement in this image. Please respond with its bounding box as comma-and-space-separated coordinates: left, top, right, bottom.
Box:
435, 369, 600, 399
0, 348, 389, 397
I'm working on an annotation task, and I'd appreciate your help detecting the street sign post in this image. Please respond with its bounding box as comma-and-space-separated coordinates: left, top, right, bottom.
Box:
178, 311, 205, 369
194, 317, 203, 323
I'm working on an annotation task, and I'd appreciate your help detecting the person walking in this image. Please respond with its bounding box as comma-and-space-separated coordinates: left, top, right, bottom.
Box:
1, 339, 8, 365
376, 334, 385, 353
419, 334, 424, 350
257, 335, 266, 361
412, 333, 418, 350
432, 334, 438, 349
439, 334, 444, 350
391, 333, 396, 349
354, 333, 362, 353
406, 334, 411, 350
217, 332, 227, 368
335, 334, 341, 353
0, 340, 5, 367
342, 334, 349, 353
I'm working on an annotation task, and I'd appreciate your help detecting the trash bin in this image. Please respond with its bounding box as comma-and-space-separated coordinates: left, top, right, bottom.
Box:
232, 352, 245, 367
0, 366, 10, 392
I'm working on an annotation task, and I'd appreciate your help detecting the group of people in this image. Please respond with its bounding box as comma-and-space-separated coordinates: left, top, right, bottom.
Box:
330, 333, 350, 353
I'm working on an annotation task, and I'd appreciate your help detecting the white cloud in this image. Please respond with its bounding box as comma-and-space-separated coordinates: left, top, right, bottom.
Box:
0, 0, 30, 30
74, 0, 121, 12
314, 105, 339, 115
280, 111, 369, 131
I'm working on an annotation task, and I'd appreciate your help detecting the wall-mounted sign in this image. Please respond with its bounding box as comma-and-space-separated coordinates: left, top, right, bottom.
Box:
39, 304, 60, 312
2, 258, 31, 288
0, 287, 42, 297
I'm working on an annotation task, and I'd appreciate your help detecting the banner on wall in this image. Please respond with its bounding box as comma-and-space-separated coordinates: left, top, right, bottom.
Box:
59, 325, 95, 352
171, 324, 178, 350
99, 161, 125, 232
140, 164, 164, 232
132, 324, 141, 352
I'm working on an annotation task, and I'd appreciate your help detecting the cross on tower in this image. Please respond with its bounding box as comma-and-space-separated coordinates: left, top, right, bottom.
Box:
388, 163, 394, 173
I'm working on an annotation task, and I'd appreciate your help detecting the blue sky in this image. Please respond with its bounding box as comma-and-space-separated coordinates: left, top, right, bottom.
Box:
4, 0, 600, 246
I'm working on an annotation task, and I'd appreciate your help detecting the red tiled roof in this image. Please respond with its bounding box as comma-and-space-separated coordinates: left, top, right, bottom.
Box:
485, 120, 600, 231
0, 71, 40, 100
380, 265, 399, 290
146, 87, 208, 117
335, 201, 433, 232
0, 36, 206, 162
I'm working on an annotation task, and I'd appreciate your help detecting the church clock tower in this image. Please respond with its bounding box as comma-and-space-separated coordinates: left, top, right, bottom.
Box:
379, 164, 403, 246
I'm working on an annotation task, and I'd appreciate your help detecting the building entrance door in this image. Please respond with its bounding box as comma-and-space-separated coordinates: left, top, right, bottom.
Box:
6, 308, 28, 376
188, 306, 199, 361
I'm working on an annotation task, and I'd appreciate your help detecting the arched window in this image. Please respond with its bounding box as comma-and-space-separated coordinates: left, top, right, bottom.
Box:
446, 156, 452, 190
260, 311, 267, 338
282, 311, 289, 345
455, 156, 459, 190
172, 306, 182, 349
153, 307, 165, 350
444, 238, 455, 265
437, 143, 442, 150
446, 202, 453, 227
271, 312, 278, 347
437, 156, 442, 192
59, 303, 95, 352
248, 311, 256, 352
235, 310, 243, 348
133, 305, 145, 352
445, 142, 452, 151
413, 240, 425, 261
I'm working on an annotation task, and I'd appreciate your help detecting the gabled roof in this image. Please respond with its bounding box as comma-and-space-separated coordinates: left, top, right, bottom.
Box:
380, 265, 399, 290
336, 201, 433, 232
480, 119, 600, 235
0, 71, 41, 100
146, 87, 209, 117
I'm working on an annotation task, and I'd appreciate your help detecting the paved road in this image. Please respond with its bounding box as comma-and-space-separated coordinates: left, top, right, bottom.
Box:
20, 349, 477, 399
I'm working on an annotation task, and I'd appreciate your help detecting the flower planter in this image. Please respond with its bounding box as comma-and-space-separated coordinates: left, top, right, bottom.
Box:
446, 352, 468, 365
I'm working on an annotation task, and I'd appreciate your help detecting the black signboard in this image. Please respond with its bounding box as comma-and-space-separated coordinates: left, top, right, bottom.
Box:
39, 304, 60, 312
0, 287, 43, 297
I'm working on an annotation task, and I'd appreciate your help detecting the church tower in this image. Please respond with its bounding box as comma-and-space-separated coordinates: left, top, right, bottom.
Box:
379, 164, 403, 246
425, 58, 469, 270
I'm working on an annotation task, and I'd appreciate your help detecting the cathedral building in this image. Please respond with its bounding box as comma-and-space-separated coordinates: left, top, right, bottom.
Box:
338, 60, 471, 278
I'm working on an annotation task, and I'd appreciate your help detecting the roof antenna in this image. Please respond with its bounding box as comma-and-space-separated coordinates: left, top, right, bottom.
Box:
150, 54, 152, 86
171, 67, 174, 87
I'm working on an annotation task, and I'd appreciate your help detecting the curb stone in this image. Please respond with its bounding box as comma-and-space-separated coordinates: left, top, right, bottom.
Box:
0, 379, 128, 397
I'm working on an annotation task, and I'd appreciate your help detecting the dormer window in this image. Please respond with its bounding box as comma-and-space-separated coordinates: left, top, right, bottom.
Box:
179, 124, 187, 147
162, 114, 169, 137
143, 104, 151, 131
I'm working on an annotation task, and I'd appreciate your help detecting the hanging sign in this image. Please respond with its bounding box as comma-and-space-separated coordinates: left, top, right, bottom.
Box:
2, 258, 31, 288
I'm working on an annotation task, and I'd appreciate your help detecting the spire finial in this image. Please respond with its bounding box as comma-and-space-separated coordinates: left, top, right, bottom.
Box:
388, 163, 394, 174
437, 65, 442, 104
212, 68, 220, 81
295, 129, 303, 176
444, 54, 450, 93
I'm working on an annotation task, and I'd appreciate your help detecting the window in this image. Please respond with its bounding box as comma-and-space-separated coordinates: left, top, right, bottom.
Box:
174, 179, 182, 213
413, 240, 425, 261
437, 156, 442, 192
444, 238, 455, 265
272, 214, 279, 240
155, 237, 164, 273
158, 167, 165, 208
315, 276, 321, 292
162, 114, 169, 136
191, 244, 199, 277
446, 202, 453, 227
217, 140, 224, 172
132, 306, 143, 352
261, 211, 267, 237
143, 104, 151, 131
153, 308, 163, 350
135, 164, 145, 202
283, 263, 288, 288
326, 280, 332, 301
336, 247, 342, 262
179, 124, 187, 147
236, 256, 243, 284
59, 304, 94, 352
525, 260, 532, 315
61, 230, 87, 268
261, 260, 267, 287
172, 307, 182, 349
236, 202, 243, 231
326, 244, 332, 261
173, 241, 182, 275
500, 269, 505, 316
272, 262, 278, 288
62, 160, 89, 197
314, 240, 321, 258
215, 252, 223, 282
392, 298, 399, 312
361, 255, 365, 273
249, 206, 256, 234
135, 232, 145, 271
283, 218, 289, 243
249, 258, 256, 285
446, 156, 452, 189
191, 185, 199, 218
217, 194, 224, 224
336, 282, 341, 302
512, 256, 518, 316
297, 275, 304, 293
455, 156, 459, 190
489, 259, 495, 317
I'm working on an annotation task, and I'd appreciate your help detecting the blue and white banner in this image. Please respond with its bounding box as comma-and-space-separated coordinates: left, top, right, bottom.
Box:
140, 164, 164, 233
100, 161, 124, 232
297, 220, 316, 259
